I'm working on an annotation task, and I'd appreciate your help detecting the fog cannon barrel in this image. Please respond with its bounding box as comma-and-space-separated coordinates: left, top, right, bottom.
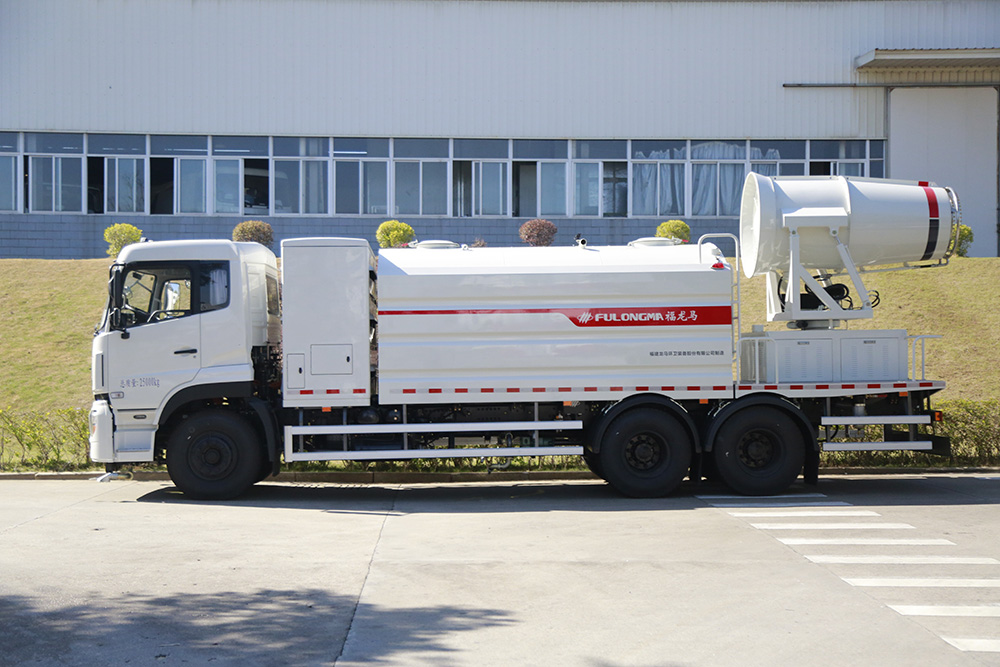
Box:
739, 173, 959, 279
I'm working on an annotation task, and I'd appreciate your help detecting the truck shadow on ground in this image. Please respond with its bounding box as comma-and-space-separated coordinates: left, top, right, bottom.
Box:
134, 477, 758, 513
0, 588, 514, 666
134, 474, 1000, 512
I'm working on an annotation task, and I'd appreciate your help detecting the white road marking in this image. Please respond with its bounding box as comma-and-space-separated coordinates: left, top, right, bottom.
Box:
942, 638, 1000, 653
696, 493, 829, 500
891, 605, 1000, 617
846, 578, 1000, 588
807, 555, 999, 565
709, 501, 853, 508
779, 537, 955, 546
729, 510, 882, 517
751, 522, 914, 530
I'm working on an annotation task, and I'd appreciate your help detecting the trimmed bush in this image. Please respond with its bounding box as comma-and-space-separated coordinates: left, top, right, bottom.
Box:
103, 223, 142, 258
376, 220, 416, 248
233, 219, 274, 248
655, 219, 690, 242
955, 224, 973, 257
471, 238, 488, 248
519, 218, 557, 247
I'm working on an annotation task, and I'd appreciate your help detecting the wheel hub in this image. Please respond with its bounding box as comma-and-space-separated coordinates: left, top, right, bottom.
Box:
189, 434, 237, 480
738, 431, 776, 469
625, 434, 663, 471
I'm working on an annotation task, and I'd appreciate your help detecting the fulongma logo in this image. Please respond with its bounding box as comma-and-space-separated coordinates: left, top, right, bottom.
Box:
576, 311, 594, 324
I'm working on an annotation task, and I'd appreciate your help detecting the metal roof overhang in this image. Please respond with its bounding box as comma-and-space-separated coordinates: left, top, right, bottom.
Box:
855, 48, 1000, 70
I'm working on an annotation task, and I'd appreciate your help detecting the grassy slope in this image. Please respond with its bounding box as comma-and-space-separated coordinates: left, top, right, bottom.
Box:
0, 255, 996, 412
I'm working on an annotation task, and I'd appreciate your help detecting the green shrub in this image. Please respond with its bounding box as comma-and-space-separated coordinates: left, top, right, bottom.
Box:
655, 219, 690, 242
0, 408, 91, 471
103, 223, 142, 258
954, 224, 973, 257
232, 219, 274, 248
519, 219, 557, 247
376, 220, 416, 248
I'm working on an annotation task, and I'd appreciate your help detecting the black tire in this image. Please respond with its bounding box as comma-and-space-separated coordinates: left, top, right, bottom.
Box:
712, 406, 805, 496
598, 408, 692, 498
166, 410, 263, 500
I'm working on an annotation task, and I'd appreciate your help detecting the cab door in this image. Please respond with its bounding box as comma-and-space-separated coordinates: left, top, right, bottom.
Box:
106, 262, 201, 412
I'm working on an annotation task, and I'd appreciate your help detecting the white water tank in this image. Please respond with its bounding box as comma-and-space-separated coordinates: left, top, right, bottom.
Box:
740, 173, 958, 278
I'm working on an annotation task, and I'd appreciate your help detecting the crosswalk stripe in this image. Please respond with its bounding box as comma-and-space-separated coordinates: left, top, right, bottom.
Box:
807, 555, 999, 565
942, 638, 1000, 652
891, 605, 1000, 617
779, 537, 955, 546
729, 510, 882, 517
751, 522, 914, 530
846, 578, 1000, 588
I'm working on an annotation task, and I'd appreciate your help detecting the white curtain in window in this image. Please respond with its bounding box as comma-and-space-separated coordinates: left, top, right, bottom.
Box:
659, 163, 684, 216
692, 164, 717, 216
719, 163, 744, 216
631, 163, 656, 216
207, 269, 228, 307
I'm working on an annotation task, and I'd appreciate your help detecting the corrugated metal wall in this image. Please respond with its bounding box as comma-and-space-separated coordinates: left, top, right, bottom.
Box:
2, 0, 996, 139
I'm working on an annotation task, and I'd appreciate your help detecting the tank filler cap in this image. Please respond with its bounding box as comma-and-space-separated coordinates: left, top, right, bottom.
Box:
413, 240, 461, 249
628, 237, 682, 247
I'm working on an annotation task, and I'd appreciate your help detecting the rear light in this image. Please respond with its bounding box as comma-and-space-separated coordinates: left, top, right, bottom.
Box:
931, 410, 944, 423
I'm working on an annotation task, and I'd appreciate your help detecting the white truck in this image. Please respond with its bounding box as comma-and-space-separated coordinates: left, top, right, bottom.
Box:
89, 174, 960, 499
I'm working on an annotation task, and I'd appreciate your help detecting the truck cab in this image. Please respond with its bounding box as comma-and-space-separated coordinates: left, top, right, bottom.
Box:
90, 240, 280, 467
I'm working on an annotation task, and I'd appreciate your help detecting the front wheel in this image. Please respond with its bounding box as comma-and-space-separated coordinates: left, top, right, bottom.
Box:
712, 406, 805, 496
598, 408, 692, 497
166, 410, 263, 500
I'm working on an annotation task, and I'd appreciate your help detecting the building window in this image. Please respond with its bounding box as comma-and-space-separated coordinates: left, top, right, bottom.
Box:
213, 136, 269, 214
809, 140, 866, 176
631, 140, 687, 217
454, 139, 508, 217
274, 137, 329, 215
572, 140, 628, 217
0, 132, 17, 211
85, 134, 146, 214
334, 138, 389, 215
149, 135, 208, 215
393, 139, 448, 216
691, 140, 746, 217
513, 140, 567, 217
25, 133, 84, 213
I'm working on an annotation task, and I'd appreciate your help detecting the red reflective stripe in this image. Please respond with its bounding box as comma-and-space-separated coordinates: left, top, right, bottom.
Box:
611, 386, 623, 392
842, 384, 855, 389
764, 385, 778, 390
480, 388, 494, 393
558, 387, 572, 392
790, 385, 804, 390
738, 385, 752, 391
455, 388, 468, 393
378, 305, 733, 328
661, 386, 674, 391
712, 386, 726, 391
868, 383, 881, 389
920, 382, 934, 387
300, 390, 314, 395
918, 181, 929, 187
506, 388, 520, 393
429, 388, 442, 394
403, 389, 416, 394
532, 387, 546, 393
636, 386, 649, 391
353, 388, 366, 394
584, 387, 598, 392
326, 389, 339, 394
923, 186, 939, 219
816, 384, 829, 390
894, 383, 907, 388
686, 386, 700, 391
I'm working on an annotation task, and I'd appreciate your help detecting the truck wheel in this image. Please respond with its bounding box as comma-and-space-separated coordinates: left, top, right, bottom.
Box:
712, 406, 804, 496
598, 408, 691, 497
166, 410, 263, 500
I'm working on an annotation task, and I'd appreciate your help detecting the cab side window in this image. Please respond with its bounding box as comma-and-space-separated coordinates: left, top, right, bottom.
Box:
119, 261, 228, 326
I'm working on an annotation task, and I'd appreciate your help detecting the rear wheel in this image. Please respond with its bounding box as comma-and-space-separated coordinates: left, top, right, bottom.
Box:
166, 410, 263, 500
598, 408, 692, 497
712, 406, 805, 496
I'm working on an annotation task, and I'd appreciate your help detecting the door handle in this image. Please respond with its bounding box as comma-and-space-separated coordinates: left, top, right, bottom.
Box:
174, 348, 198, 355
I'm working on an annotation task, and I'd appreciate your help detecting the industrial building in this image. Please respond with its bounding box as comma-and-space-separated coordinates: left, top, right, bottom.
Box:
1, 0, 997, 258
